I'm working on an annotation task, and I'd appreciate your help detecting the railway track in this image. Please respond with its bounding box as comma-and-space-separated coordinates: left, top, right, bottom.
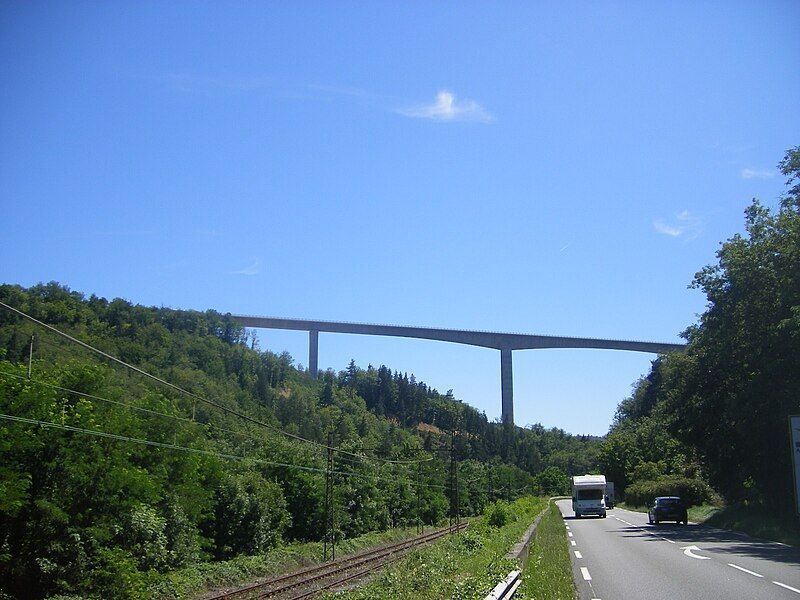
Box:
208, 522, 468, 600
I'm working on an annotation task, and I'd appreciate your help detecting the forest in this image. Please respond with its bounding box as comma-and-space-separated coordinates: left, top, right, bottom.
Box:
599, 147, 800, 515
0, 281, 596, 599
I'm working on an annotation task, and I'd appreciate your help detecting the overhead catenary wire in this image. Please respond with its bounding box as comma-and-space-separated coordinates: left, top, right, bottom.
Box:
0, 375, 450, 490
0, 300, 432, 465
0, 412, 451, 490
0, 373, 447, 490
0, 368, 423, 473
0, 369, 264, 445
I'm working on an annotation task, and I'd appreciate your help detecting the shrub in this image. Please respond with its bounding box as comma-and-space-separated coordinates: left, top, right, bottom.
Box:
533, 466, 570, 496
118, 503, 170, 571
624, 476, 714, 507
210, 473, 291, 559
486, 502, 509, 528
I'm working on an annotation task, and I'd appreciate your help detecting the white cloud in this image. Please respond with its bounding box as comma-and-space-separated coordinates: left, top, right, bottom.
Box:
653, 211, 702, 239
398, 90, 494, 123
653, 220, 682, 237
741, 168, 775, 180
230, 258, 261, 276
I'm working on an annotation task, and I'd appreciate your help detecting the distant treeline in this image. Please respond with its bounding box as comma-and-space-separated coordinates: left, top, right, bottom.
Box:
599, 146, 800, 513
0, 282, 597, 599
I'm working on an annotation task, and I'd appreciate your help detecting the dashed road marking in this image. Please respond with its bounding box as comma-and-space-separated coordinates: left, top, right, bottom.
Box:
568, 532, 573, 537
571, 540, 576, 546
574, 551, 583, 558
774, 581, 800, 594
728, 563, 763, 578
580, 567, 592, 581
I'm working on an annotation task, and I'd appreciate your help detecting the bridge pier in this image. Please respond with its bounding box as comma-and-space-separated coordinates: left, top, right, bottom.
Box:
309, 330, 319, 379
500, 348, 514, 425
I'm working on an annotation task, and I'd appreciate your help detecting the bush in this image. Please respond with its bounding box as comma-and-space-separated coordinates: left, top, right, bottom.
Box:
210, 473, 291, 559
533, 466, 570, 496
486, 502, 510, 527
624, 476, 715, 507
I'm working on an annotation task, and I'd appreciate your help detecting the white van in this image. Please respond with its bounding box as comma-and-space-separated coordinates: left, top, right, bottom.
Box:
572, 474, 607, 518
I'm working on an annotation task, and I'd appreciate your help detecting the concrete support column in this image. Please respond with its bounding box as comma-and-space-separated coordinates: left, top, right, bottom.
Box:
500, 348, 514, 425
309, 330, 319, 379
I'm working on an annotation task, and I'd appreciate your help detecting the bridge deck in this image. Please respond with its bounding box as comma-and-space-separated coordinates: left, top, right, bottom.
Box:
231, 315, 685, 353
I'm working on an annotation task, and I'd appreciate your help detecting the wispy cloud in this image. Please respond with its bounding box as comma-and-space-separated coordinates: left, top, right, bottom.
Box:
230, 258, 261, 276
398, 90, 494, 123
166, 75, 494, 124
652, 221, 682, 237
741, 168, 775, 180
653, 210, 702, 239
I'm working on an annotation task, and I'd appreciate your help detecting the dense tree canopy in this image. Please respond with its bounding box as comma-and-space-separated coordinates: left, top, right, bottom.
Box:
600, 146, 800, 512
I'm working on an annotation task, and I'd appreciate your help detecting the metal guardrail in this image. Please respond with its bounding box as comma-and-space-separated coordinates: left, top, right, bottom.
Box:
484, 569, 521, 600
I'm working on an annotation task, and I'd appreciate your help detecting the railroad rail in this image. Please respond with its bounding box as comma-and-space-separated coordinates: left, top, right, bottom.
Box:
207, 522, 468, 600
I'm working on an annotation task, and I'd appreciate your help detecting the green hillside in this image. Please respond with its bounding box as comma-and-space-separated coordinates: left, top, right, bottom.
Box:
0, 283, 596, 599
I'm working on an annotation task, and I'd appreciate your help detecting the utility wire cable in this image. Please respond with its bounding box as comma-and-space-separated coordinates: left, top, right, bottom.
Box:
0, 412, 332, 474
0, 413, 450, 490
0, 370, 452, 490
0, 372, 501, 491
0, 369, 288, 451
0, 301, 431, 465
0, 371, 450, 488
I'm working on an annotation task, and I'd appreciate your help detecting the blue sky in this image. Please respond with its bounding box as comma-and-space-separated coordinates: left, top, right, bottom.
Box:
1, 2, 798, 435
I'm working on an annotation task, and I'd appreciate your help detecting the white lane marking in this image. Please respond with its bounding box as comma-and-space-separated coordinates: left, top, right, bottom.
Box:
774, 581, 800, 594
581, 567, 592, 581
571, 540, 576, 546
574, 551, 583, 558
568, 532, 573, 537
727, 563, 763, 578
661, 537, 676, 544
681, 545, 711, 560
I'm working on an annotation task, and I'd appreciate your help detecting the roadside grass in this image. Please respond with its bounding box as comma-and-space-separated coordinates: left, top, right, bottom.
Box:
324, 497, 548, 600
146, 526, 426, 600
516, 502, 575, 599
618, 502, 800, 547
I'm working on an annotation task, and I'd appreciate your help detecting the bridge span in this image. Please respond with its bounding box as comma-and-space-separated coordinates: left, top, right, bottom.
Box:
231, 315, 685, 425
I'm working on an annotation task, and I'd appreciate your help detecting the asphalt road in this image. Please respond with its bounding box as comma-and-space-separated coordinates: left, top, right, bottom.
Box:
555, 499, 800, 600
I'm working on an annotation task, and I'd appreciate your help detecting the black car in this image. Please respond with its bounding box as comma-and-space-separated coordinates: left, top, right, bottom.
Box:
648, 496, 688, 525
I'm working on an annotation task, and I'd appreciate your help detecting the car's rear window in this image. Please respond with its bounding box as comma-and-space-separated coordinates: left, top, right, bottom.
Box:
657, 498, 681, 506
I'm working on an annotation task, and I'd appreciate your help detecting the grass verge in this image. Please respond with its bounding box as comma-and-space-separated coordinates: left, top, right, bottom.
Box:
516, 502, 575, 599
618, 502, 800, 547
324, 497, 548, 600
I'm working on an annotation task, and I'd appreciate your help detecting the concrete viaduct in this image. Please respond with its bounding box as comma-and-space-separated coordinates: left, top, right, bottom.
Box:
231, 315, 686, 425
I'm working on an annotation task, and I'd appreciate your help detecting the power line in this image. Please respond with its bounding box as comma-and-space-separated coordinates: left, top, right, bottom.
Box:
0, 369, 256, 444
0, 301, 432, 465
0, 412, 332, 474
0, 412, 451, 490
